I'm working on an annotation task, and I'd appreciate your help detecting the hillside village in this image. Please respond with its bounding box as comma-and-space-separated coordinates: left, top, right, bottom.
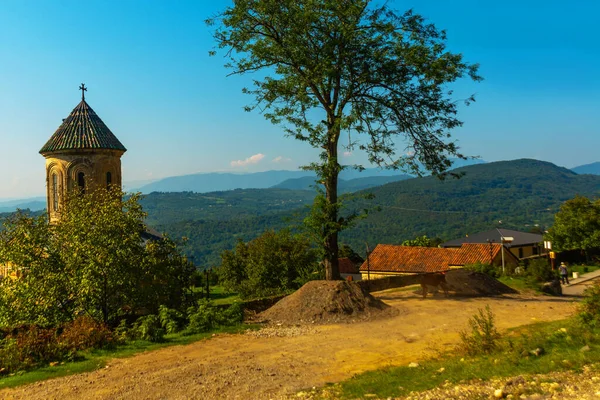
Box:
2, 1, 600, 400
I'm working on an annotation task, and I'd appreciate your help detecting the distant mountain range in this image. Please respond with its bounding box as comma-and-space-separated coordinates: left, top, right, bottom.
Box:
572, 162, 600, 175
136, 158, 486, 194
272, 174, 412, 192
0, 197, 46, 213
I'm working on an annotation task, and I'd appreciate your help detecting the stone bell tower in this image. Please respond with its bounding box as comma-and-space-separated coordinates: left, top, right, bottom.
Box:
39, 84, 127, 223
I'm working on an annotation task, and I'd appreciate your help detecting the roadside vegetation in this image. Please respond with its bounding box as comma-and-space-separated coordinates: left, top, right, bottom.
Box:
0, 189, 251, 382
318, 283, 600, 399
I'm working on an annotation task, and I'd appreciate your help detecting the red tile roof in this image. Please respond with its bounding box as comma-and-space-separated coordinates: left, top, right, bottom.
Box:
359, 243, 513, 274
338, 258, 359, 274
451, 243, 502, 265
359, 244, 454, 274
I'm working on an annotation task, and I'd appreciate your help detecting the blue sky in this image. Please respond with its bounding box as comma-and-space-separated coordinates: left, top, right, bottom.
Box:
0, 0, 598, 198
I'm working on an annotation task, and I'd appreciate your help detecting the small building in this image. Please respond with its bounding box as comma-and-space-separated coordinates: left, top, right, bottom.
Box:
339, 257, 361, 281
441, 228, 543, 260
359, 243, 518, 279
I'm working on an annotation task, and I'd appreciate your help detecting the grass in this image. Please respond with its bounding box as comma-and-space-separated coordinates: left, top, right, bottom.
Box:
0, 324, 259, 390
192, 285, 241, 305
498, 276, 541, 293
324, 319, 600, 399
570, 264, 600, 275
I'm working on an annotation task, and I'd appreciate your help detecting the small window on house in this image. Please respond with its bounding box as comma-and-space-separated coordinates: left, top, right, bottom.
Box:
106, 172, 112, 189
533, 246, 539, 255
78, 172, 86, 194
52, 173, 59, 211
518, 248, 523, 258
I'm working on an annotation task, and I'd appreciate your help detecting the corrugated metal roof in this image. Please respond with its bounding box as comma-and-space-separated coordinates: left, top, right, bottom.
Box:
40, 100, 126, 154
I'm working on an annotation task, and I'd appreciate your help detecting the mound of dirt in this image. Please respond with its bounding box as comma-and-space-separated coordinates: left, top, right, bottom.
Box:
444, 269, 518, 296
259, 280, 397, 325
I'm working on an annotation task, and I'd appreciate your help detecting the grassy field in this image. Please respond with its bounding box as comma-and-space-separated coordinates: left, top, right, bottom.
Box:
192, 285, 240, 305
317, 318, 598, 399
0, 324, 258, 390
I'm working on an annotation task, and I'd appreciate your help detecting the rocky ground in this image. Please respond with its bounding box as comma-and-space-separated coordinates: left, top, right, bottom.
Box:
306, 364, 600, 399
396, 364, 600, 400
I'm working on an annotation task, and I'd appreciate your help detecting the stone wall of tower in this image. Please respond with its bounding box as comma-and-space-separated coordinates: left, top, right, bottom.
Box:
44, 149, 124, 223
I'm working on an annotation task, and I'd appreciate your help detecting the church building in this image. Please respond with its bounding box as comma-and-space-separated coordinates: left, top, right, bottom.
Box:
39, 84, 126, 222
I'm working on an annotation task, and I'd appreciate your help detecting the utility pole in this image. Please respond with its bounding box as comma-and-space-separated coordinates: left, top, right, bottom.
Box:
365, 242, 371, 290
205, 268, 210, 299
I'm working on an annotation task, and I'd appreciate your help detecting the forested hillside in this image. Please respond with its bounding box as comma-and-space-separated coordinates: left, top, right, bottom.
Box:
341, 159, 600, 252
271, 174, 412, 192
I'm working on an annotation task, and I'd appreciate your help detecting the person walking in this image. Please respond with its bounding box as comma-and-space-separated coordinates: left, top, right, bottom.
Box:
559, 262, 569, 285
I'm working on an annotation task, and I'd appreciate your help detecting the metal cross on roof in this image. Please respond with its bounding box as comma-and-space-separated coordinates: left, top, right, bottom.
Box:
79, 83, 87, 101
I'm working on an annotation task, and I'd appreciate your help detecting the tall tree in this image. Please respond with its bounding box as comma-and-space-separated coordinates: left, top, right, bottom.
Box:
208, 0, 481, 279
0, 189, 195, 327
547, 195, 600, 261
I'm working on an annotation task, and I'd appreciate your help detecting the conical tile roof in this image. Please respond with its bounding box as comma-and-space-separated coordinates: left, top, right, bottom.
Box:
40, 100, 126, 154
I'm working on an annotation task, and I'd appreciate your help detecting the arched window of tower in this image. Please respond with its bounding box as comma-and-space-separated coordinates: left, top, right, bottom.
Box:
106, 171, 112, 190
78, 172, 86, 194
52, 173, 59, 211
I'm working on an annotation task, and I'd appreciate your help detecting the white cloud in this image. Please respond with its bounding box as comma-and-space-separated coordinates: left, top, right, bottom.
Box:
272, 156, 292, 163
343, 151, 352, 157
230, 153, 266, 168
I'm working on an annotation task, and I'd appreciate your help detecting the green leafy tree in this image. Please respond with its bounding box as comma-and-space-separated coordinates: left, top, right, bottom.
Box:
0, 212, 70, 327
219, 230, 319, 298
0, 189, 195, 327
402, 235, 432, 247
339, 243, 364, 264
208, 0, 481, 279
547, 195, 600, 261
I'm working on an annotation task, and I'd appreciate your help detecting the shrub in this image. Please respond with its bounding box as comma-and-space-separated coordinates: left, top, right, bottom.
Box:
458, 305, 500, 356
158, 305, 185, 334
131, 315, 165, 342
526, 258, 556, 282
220, 302, 244, 326
114, 319, 131, 343
465, 262, 500, 278
186, 300, 219, 334
58, 315, 115, 353
185, 300, 244, 334
579, 282, 600, 327
0, 326, 61, 374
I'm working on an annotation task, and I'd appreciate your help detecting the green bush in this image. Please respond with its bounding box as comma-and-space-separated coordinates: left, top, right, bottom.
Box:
158, 305, 185, 334
185, 300, 244, 334
458, 305, 500, 356
132, 315, 165, 342
526, 258, 556, 283
220, 302, 244, 326
579, 282, 600, 328
186, 300, 219, 334
465, 262, 500, 278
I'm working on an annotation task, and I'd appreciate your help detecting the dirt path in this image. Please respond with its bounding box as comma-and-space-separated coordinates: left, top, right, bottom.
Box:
0, 290, 577, 400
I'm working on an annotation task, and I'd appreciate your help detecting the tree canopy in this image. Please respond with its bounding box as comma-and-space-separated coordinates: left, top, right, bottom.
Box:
547, 195, 600, 259
209, 0, 481, 279
0, 189, 195, 327
218, 229, 320, 299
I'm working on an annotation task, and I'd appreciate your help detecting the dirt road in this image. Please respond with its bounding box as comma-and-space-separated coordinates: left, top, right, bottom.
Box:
0, 290, 577, 400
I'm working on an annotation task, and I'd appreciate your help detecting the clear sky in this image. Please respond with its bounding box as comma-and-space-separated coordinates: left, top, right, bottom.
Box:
0, 0, 598, 198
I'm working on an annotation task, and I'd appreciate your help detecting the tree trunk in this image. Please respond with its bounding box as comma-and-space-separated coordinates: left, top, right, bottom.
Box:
323, 135, 341, 281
